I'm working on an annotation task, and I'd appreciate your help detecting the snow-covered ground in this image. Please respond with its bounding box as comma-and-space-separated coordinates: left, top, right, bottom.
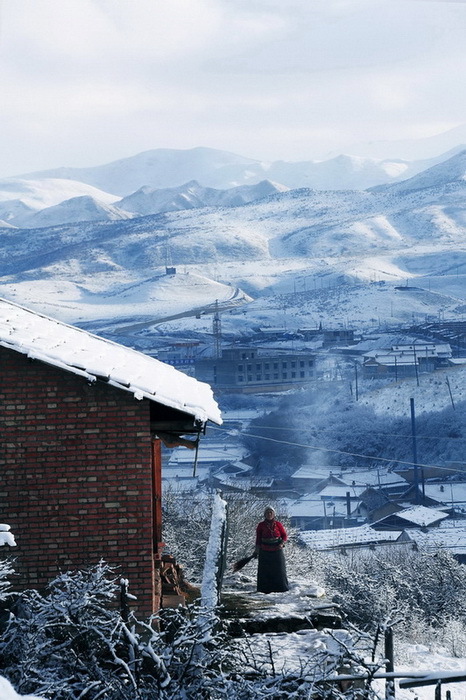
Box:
225, 572, 466, 699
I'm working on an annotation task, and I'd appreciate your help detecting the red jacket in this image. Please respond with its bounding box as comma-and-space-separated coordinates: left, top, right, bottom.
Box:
256, 519, 288, 551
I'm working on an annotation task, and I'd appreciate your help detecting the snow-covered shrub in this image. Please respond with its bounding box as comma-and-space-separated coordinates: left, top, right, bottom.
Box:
0, 557, 15, 603
437, 617, 466, 658
0, 560, 371, 700
241, 380, 466, 472
326, 554, 401, 629
403, 548, 466, 624
322, 548, 466, 629
162, 486, 215, 582
0, 561, 171, 698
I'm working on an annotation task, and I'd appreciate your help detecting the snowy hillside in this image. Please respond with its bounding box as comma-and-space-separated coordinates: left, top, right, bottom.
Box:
119, 180, 288, 216
0, 178, 119, 225
0, 271, 252, 325
20, 196, 134, 228
371, 149, 466, 194
359, 365, 466, 418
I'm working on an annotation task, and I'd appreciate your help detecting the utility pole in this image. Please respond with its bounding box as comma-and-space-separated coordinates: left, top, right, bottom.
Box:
213, 300, 222, 359
410, 398, 424, 504
410, 398, 419, 504
413, 346, 419, 387
354, 361, 359, 401
446, 375, 455, 410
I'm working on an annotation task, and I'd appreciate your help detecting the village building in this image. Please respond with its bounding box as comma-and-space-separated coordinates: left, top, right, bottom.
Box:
290, 467, 345, 494
300, 518, 466, 563
362, 341, 452, 378
409, 320, 466, 356
297, 328, 355, 346
288, 492, 366, 530
299, 523, 406, 552
0, 298, 221, 616
195, 346, 316, 393
371, 505, 449, 531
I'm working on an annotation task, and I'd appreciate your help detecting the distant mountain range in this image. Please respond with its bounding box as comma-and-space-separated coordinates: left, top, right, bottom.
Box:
1, 146, 466, 335
1, 150, 466, 280
0, 145, 465, 229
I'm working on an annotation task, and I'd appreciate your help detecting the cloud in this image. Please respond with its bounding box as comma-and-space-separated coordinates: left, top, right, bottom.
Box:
0, 0, 466, 175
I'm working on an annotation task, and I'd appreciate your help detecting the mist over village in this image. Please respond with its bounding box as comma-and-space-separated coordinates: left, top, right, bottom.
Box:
2, 1, 466, 699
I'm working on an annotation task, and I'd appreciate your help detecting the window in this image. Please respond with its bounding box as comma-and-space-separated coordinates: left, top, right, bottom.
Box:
291, 361, 296, 368
247, 364, 252, 371
300, 361, 305, 367
238, 364, 243, 371
248, 375, 252, 382
308, 360, 313, 366
300, 371, 305, 378
238, 376, 244, 382
283, 372, 287, 379
274, 373, 279, 379
291, 372, 296, 378
273, 363, 279, 370
282, 362, 287, 369
256, 364, 261, 371
264, 363, 270, 370
265, 374, 270, 380
256, 374, 262, 381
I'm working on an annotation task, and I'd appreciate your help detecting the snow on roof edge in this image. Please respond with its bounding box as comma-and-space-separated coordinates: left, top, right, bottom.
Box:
0, 297, 222, 425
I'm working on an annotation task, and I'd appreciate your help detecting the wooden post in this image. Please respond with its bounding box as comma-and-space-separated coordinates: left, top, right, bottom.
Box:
385, 627, 395, 700
435, 679, 442, 700
151, 438, 163, 555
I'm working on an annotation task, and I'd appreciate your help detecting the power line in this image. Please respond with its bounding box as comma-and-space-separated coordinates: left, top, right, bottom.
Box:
226, 422, 466, 443
209, 424, 466, 475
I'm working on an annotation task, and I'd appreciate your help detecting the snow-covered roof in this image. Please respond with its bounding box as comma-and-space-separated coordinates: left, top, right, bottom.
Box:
423, 482, 466, 509
214, 476, 275, 490
0, 297, 221, 425
408, 523, 466, 555
300, 524, 403, 550
167, 441, 246, 465
317, 485, 366, 499
337, 469, 408, 487
374, 505, 449, 527
291, 466, 342, 481
288, 497, 354, 519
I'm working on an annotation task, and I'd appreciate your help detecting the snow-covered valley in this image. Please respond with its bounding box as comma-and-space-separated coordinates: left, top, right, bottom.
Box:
2, 143, 466, 698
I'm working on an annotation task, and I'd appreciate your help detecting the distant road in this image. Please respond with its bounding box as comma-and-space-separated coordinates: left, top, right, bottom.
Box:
114, 289, 250, 334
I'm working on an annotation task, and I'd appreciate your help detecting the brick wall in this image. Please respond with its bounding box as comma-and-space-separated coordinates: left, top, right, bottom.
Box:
0, 347, 159, 617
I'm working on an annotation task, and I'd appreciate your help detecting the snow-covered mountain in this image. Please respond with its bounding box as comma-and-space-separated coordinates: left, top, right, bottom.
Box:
1, 148, 466, 336
0, 177, 119, 209
119, 179, 288, 216
370, 149, 466, 194
15, 146, 463, 196
19, 196, 134, 228
1, 147, 466, 332
3, 147, 464, 229
0, 177, 120, 226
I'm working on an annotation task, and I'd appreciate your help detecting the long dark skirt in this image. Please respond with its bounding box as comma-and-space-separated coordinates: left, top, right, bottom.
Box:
257, 548, 289, 593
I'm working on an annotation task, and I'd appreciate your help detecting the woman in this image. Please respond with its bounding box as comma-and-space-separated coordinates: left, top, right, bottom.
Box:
255, 506, 289, 593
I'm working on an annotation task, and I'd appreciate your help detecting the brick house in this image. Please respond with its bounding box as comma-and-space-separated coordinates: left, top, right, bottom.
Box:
0, 298, 221, 617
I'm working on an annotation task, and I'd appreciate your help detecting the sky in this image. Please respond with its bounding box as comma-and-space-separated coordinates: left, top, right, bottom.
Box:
1, 0, 466, 177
